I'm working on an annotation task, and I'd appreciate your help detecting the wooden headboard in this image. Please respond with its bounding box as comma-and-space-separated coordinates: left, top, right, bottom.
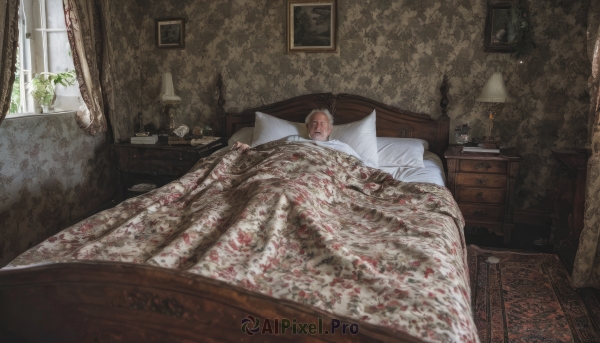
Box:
215, 76, 450, 160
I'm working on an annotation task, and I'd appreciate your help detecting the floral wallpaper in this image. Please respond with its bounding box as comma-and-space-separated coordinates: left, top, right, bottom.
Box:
113, 0, 591, 212
0, 113, 113, 267
102, 0, 142, 144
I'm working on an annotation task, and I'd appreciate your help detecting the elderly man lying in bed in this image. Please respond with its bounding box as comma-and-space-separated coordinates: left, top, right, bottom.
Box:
231, 109, 376, 167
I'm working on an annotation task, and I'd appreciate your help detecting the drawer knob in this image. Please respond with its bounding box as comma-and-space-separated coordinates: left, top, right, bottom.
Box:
473, 209, 487, 216
474, 162, 492, 170
475, 177, 488, 185
475, 192, 485, 201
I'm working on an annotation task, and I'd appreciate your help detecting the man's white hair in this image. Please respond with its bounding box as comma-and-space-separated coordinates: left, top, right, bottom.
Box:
305, 108, 334, 126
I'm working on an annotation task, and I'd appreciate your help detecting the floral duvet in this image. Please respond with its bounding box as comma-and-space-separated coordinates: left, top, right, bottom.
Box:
7, 141, 478, 343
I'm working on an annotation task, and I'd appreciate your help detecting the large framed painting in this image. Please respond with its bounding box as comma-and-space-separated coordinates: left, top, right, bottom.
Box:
287, 0, 337, 53
156, 18, 185, 49
483, 1, 517, 53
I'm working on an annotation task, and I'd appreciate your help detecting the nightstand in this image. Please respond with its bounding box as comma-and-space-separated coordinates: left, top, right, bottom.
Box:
111, 138, 227, 202
444, 147, 521, 243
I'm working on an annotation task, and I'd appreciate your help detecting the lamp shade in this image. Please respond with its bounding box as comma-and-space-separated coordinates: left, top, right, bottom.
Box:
476, 72, 512, 103
157, 72, 182, 103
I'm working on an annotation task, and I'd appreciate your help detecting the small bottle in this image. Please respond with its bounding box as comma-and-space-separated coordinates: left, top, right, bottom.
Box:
138, 113, 143, 133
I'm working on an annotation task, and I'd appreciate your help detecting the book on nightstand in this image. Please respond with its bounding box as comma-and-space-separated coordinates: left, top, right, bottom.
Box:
167, 136, 221, 146
167, 136, 191, 145
462, 146, 500, 154
130, 135, 158, 144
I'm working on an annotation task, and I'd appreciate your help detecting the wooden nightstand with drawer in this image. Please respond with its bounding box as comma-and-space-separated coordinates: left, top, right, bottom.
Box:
444, 147, 521, 243
111, 138, 227, 203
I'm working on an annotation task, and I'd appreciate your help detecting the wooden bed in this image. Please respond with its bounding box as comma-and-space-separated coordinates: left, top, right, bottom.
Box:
0, 77, 451, 343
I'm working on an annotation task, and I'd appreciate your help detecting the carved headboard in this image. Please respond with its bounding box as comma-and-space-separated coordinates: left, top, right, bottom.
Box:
215, 76, 451, 161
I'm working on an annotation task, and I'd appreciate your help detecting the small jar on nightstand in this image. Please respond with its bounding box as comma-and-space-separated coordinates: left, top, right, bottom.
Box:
444, 146, 521, 244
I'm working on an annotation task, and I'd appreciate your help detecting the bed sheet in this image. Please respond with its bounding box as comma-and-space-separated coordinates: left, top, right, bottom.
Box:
7, 141, 477, 343
379, 151, 446, 187
216, 142, 446, 186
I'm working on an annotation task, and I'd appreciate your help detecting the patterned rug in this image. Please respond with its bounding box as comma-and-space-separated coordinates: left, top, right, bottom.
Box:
468, 245, 600, 343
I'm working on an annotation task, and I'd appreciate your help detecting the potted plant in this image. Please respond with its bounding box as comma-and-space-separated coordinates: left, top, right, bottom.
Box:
29, 70, 76, 113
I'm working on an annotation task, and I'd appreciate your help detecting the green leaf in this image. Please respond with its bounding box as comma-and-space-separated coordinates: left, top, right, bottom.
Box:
28, 69, 77, 105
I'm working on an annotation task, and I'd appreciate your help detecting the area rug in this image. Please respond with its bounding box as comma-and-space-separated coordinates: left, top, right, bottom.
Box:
468, 245, 600, 343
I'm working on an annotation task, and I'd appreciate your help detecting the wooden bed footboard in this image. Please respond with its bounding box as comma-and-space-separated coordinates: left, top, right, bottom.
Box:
0, 261, 427, 342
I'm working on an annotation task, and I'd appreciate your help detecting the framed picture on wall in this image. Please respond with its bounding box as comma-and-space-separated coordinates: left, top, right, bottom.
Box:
483, 1, 516, 53
156, 18, 185, 49
287, 0, 337, 53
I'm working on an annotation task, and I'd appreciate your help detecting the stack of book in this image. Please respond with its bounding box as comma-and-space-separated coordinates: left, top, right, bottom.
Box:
462, 146, 500, 154
190, 136, 219, 146
167, 136, 191, 145
130, 135, 158, 144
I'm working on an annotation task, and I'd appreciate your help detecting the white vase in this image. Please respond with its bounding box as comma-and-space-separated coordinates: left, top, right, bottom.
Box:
41, 104, 54, 113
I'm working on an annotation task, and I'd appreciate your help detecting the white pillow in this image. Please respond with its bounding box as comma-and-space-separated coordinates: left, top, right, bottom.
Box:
250, 109, 379, 166
331, 110, 378, 167
252, 110, 377, 166
228, 126, 254, 146
251, 111, 307, 147
376, 137, 427, 168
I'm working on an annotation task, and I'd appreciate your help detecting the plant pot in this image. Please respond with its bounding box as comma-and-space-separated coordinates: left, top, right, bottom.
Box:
41, 104, 54, 113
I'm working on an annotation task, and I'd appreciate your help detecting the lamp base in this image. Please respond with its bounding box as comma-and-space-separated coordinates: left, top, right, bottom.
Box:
160, 101, 180, 135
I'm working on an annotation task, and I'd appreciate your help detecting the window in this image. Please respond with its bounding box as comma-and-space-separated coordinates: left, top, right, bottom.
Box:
8, 0, 80, 116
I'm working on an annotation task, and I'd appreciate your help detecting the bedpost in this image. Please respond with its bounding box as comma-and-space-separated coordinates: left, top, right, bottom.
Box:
329, 94, 337, 117
214, 74, 226, 137
437, 75, 450, 158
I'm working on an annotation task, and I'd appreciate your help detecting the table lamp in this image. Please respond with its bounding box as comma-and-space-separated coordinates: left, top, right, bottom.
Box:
157, 71, 182, 134
476, 72, 512, 147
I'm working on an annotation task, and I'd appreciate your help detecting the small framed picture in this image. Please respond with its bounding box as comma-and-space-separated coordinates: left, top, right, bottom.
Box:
287, 0, 337, 53
156, 18, 185, 49
483, 1, 516, 53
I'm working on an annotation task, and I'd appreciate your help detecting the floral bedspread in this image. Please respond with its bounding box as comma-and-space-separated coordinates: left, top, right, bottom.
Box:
7, 141, 478, 343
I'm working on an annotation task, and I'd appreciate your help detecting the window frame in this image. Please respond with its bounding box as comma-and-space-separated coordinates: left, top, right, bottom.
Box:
8, 0, 78, 118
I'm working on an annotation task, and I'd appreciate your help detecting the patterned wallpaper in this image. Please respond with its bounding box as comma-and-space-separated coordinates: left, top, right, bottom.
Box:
112, 0, 591, 211
0, 113, 113, 267
103, 0, 142, 144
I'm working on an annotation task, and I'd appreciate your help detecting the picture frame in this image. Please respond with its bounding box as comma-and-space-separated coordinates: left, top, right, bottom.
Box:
483, 1, 516, 53
156, 18, 185, 49
287, 0, 337, 53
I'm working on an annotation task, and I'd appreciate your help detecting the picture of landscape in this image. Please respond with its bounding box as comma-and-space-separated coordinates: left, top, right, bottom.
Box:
291, 4, 333, 49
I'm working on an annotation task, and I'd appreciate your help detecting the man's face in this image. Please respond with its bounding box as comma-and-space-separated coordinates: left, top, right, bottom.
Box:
307, 112, 332, 142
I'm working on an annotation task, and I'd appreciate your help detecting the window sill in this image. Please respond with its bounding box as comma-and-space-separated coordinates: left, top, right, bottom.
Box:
5, 110, 77, 120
